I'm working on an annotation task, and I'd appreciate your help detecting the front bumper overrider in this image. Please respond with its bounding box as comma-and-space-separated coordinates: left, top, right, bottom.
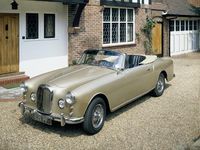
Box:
18, 102, 84, 126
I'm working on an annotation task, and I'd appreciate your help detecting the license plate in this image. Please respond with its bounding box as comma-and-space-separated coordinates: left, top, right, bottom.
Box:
32, 112, 52, 125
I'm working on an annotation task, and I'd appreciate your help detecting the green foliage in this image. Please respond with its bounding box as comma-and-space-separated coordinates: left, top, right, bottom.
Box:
136, 32, 140, 43
141, 18, 156, 54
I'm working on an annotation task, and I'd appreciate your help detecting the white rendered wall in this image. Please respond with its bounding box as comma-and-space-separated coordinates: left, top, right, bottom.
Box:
0, 0, 68, 77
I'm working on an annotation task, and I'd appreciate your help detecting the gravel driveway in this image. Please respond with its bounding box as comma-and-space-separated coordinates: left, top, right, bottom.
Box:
0, 52, 199, 150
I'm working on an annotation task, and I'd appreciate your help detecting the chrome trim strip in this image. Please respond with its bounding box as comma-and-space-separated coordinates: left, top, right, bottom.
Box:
18, 102, 84, 125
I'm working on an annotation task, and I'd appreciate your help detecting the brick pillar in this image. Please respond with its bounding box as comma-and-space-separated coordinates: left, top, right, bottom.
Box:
163, 18, 170, 56
68, 1, 103, 64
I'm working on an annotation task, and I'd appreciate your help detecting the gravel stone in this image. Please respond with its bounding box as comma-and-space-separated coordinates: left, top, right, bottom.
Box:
0, 52, 199, 150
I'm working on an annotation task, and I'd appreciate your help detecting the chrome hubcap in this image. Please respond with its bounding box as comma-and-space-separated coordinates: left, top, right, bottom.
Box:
157, 77, 164, 93
92, 104, 104, 129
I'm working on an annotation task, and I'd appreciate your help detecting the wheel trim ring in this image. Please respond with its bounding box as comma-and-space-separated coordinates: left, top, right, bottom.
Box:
92, 104, 104, 129
157, 77, 164, 93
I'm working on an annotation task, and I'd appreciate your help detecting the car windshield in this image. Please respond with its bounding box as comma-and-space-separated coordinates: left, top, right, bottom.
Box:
78, 50, 124, 70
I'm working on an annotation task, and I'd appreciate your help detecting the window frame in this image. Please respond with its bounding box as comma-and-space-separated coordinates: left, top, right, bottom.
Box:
44, 14, 56, 38
26, 13, 39, 39
102, 7, 135, 47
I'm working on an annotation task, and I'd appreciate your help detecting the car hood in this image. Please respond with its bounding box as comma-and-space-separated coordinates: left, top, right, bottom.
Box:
30, 65, 115, 89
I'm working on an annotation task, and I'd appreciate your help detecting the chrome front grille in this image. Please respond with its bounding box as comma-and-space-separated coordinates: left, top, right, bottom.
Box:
37, 85, 53, 114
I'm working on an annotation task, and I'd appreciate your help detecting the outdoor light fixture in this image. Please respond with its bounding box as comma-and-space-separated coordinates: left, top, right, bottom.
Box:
11, 0, 18, 10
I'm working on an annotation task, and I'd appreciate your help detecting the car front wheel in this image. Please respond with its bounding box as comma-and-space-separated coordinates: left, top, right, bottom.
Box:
152, 73, 165, 97
83, 97, 106, 135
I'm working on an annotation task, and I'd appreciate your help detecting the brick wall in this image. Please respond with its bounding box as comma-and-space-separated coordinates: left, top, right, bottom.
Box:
188, 0, 200, 7
68, 0, 150, 64
163, 18, 170, 56
68, 3, 103, 63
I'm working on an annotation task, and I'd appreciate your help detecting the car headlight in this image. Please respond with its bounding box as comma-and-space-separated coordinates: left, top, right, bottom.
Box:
58, 99, 65, 109
30, 92, 36, 101
20, 83, 28, 94
65, 92, 76, 105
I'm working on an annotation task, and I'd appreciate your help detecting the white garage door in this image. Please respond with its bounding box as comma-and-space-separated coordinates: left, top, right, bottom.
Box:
170, 19, 200, 55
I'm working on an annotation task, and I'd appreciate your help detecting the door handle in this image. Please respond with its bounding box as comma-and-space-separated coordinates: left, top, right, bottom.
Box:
146, 68, 151, 71
5, 36, 8, 39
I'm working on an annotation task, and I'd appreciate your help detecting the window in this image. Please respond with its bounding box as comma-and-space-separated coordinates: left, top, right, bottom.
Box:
140, 0, 149, 4
176, 20, 180, 31
44, 14, 55, 38
181, 20, 185, 31
169, 21, 174, 31
186, 20, 188, 30
103, 8, 135, 45
26, 13, 38, 39
189, 20, 193, 30
194, 20, 197, 30
198, 20, 200, 30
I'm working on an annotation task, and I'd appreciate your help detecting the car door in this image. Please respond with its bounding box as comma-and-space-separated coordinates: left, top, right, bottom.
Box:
110, 64, 155, 111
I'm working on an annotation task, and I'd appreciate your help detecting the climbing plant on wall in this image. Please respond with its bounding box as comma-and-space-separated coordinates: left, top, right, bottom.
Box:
141, 18, 156, 54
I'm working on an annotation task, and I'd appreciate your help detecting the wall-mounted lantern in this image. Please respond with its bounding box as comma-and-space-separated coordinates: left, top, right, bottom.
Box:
11, 0, 18, 10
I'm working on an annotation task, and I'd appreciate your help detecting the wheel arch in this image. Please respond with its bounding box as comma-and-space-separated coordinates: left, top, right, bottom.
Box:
160, 70, 168, 80
85, 93, 111, 117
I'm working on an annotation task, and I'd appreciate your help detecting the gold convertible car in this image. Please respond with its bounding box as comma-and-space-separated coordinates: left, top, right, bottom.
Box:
19, 49, 174, 134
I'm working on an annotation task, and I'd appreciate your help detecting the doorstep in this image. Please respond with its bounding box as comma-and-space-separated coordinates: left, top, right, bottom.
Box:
0, 72, 29, 86
0, 86, 22, 102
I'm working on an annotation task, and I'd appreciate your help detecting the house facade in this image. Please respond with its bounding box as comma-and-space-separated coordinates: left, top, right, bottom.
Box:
0, 0, 199, 78
151, 0, 200, 56
0, 0, 69, 77
68, 0, 153, 63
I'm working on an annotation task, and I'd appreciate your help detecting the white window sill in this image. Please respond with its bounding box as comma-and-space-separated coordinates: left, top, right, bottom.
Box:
23, 38, 58, 42
102, 42, 136, 48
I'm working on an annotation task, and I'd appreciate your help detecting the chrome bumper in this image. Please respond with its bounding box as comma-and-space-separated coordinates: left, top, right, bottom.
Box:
18, 102, 84, 126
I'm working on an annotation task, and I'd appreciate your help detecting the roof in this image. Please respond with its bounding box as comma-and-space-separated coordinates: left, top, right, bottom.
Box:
163, 0, 199, 16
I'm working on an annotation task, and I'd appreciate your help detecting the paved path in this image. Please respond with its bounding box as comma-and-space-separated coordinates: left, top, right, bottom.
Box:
0, 52, 199, 150
0, 87, 21, 100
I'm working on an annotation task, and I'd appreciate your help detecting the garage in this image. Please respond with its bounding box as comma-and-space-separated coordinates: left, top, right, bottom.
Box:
169, 19, 200, 55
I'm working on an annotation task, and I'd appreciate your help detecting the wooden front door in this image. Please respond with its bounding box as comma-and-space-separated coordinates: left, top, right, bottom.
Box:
0, 14, 19, 75
152, 23, 162, 55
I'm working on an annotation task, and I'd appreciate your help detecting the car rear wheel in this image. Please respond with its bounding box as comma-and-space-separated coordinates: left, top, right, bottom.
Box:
83, 97, 106, 135
152, 73, 165, 97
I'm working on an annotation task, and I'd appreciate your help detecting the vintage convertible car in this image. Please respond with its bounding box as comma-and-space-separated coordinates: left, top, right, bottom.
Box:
19, 49, 174, 134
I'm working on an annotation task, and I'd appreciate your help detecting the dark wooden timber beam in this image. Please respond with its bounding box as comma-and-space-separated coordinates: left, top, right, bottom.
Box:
72, 0, 89, 27
31, 0, 89, 27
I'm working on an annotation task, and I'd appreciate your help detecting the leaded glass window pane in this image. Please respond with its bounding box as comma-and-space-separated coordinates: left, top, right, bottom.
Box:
26, 13, 38, 39
103, 23, 110, 44
120, 23, 126, 42
112, 23, 118, 43
120, 9, 126, 21
112, 8, 118, 22
103, 8, 110, 21
127, 23, 133, 42
128, 9, 133, 22
44, 14, 55, 38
